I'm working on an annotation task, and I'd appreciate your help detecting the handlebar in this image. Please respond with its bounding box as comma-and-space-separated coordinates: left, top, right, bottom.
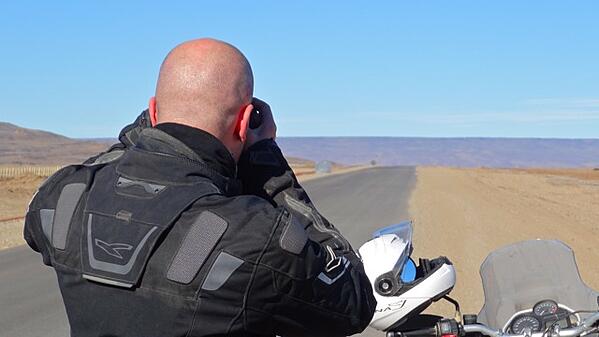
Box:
389, 312, 599, 337
463, 311, 599, 337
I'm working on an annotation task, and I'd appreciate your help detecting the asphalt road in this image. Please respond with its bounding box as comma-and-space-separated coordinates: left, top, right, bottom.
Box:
0, 166, 416, 337
0, 244, 69, 337
303, 166, 416, 337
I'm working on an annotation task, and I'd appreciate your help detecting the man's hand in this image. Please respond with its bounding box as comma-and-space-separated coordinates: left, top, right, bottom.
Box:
245, 97, 277, 150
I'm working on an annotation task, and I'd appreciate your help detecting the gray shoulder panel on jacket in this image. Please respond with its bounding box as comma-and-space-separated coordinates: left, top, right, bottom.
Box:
39, 209, 55, 242
201, 252, 244, 291
167, 211, 228, 284
53, 183, 86, 250
279, 214, 308, 255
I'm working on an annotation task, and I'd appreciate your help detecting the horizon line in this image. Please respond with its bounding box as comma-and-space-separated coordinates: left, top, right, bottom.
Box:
80, 135, 599, 141
3, 121, 597, 141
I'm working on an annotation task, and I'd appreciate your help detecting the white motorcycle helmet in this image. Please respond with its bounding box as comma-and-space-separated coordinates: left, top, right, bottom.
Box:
359, 221, 456, 331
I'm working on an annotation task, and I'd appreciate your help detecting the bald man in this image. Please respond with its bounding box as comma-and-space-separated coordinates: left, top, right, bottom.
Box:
24, 38, 375, 337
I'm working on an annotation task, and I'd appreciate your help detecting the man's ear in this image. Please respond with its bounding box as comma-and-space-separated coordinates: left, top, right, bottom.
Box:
235, 104, 253, 142
148, 97, 158, 126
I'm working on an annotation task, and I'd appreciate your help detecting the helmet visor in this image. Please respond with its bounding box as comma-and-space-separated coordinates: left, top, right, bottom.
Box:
372, 221, 415, 283
400, 258, 417, 283
372, 221, 413, 243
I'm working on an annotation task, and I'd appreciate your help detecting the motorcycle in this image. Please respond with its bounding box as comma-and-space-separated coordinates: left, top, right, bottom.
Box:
358, 222, 599, 337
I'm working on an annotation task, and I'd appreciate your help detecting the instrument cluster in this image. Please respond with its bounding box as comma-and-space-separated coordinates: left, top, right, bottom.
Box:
506, 300, 576, 334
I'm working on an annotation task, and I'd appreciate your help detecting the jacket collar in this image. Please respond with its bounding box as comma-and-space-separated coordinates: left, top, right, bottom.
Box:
126, 127, 240, 195
154, 123, 237, 179
118, 109, 152, 147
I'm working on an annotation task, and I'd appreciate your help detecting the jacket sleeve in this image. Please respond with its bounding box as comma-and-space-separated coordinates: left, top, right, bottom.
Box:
237, 139, 355, 251
23, 191, 53, 266
238, 140, 376, 336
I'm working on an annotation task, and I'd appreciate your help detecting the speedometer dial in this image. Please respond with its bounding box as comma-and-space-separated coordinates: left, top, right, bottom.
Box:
533, 300, 559, 316
511, 315, 541, 334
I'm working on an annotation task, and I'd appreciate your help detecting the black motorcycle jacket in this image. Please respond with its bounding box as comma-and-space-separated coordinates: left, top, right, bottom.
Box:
24, 115, 376, 337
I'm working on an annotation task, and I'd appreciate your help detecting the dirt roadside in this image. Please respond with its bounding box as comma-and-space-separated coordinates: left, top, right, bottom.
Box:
0, 175, 47, 249
410, 167, 599, 315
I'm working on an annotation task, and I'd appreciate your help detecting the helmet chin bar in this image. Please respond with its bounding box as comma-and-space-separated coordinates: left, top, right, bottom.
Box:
376, 257, 453, 297
363, 253, 457, 331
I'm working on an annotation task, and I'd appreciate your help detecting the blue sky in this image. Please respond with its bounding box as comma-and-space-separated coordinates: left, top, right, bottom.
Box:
1, 1, 598, 138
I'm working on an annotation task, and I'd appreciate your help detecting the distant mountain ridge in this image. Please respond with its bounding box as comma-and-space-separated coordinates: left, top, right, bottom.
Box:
0, 122, 109, 165
2, 122, 598, 167
0, 122, 70, 141
276, 137, 599, 168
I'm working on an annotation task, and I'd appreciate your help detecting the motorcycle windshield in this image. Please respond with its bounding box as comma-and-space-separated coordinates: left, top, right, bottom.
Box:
478, 240, 599, 330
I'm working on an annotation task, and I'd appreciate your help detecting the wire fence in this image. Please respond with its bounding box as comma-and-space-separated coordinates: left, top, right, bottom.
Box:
0, 216, 24, 223
0, 166, 62, 179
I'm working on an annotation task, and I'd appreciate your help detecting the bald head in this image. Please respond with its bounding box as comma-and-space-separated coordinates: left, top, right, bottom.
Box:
153, 38, 254, 138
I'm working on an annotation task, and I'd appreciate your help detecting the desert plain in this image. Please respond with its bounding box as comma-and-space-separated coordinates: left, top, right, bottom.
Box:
410, 167, 599, 315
